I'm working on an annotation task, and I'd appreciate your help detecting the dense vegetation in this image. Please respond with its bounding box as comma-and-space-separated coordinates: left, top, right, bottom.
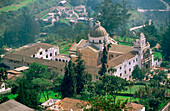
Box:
0, 0, 169, 110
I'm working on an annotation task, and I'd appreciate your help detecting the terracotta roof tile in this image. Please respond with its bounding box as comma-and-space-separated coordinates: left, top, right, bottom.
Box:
4, 54, 66, 69
77, 39, 87, 48
14, 43, 55, 56
55, 97, 87, 111
125, 102, 144, 111
109, 44, 132, 53
107, 51, 136, 67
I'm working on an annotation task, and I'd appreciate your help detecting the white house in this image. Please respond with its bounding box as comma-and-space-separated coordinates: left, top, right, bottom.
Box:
0, 82, 5, 92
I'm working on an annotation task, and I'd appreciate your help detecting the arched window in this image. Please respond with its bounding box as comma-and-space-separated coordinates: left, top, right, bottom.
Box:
62, 60, 65, 62
55, 58, 58, 61
59, 59, 61, 62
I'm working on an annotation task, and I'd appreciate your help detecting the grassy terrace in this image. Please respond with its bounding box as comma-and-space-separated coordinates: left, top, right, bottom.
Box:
154, 51, 162, 59
0, 0, 37, 13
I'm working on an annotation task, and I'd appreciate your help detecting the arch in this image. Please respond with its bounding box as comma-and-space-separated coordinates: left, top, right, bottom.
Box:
62, 60, 65, 62
55, 58, 58, 61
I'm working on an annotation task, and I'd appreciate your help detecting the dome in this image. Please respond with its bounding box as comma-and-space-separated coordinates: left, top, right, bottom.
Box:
89, 21, 108, 38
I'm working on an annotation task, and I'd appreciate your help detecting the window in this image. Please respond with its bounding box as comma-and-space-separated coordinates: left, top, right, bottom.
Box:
129, 68, 131, 72
96, 76, 98, 79
45, 49, 48, 52
62, 60, 65, 62
40, 52, 43, 55
136, 58, 138, 61
59, 59, 61, 62
125, 71, 126, 74
133, 60, 135, 63
129, 62, 131, 65
120, 73, 122, 77
50, 53, 52, 57
99, 53, 101, 57
33, 55, 35, 57
46, 55, 48, 58
93, 40, 94, 43
99, 40, 101, 43
27, 63, 29, 66
61, 69, 63, 71
9, 60, 13, 62
66, 60, 68, 62
124, 65, 126, 68
111, 55, 114, 57
55, 58, 58, 61
120, 67, 122, 70
55, 52, 57, 55
129, 75, 132, 79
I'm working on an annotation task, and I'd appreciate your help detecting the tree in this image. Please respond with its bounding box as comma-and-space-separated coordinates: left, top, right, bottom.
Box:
23, 62, 50, 81
74, 54, 92, 94
140, 21, 159, 47
97, 0, 123, 35
98, 42, 108, 76
16, 76, 40, 109
61, 60, 77, 97
68, 60, 77, 97
53, 76, 64, 92
132, 65, 144, 81
32, 78, 53, 101
161, 25, 170, 61
127, 81, 134, 103
120, 0, 131, 37
134, 84, 165, 110
61, 63, 72, 97
0, 67, 7, 82
3, 7, 40, 47
84, 95, 127, 111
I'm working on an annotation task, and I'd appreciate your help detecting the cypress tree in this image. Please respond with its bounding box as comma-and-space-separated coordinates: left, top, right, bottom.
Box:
68, 60, 77, 97
99, 42, 108, 76
75, 54, 86, 94
61, 63, 72, 97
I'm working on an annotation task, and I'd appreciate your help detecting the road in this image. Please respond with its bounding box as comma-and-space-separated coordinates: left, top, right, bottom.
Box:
137, 0, 170, 12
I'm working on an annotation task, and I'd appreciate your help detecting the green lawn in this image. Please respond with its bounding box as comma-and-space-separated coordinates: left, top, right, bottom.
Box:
117, 96, 140, 102
42, 15, 48, 19
39, 91, 62, 103
122, 85, 145, 94
0, 0, 37, 13
7, 94, 18, 100
154, 51, 162, 59
2, 91, 62, 103
119, 42, 133, 46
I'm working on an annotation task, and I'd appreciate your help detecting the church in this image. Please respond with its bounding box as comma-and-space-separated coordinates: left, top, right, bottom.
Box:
3, 21, 156, 81
69, 21, 154, 80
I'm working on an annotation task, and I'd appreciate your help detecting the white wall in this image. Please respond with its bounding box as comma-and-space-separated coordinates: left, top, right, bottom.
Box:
109, 55, 139, 80
0, 83, 5, 92
32, 47, 59, 60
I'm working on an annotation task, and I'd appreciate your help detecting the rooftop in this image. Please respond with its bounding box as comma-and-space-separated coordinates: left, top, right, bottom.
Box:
107, 51, 136, 67
124, 102, 144, 111
89, 21, 108, 38
0, 100, 34, 111
55, 97, 88, 111
14, 43, 56, 56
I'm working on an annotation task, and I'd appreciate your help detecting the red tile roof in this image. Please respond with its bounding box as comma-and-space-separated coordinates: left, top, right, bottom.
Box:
55, 97, 88, 111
